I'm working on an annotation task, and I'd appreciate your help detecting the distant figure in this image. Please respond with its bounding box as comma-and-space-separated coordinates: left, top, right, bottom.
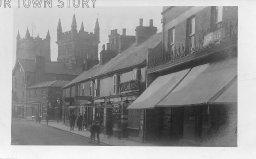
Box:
70, 112, 76, 131
95, 121, 101, 144
90, 121, 96, 143
46, 114, 49, 125
83, 113, 87, 130
77, 113, 83, 131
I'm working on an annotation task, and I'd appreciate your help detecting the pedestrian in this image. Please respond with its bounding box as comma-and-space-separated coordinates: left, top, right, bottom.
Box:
46, 114, 49, 125
77, 113, 83, 131
90, 121, 96, 143
83, 113, 87, 130
70, 112, 76, 131
95, 120, 101, 144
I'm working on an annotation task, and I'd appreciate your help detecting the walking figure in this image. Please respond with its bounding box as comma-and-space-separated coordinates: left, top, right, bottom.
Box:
77, 113, 83, 131
70, 112, 76, 131
90, 121, 96, 143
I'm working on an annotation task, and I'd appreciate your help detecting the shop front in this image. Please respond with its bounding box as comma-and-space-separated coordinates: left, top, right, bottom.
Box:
128, 57, 237, 144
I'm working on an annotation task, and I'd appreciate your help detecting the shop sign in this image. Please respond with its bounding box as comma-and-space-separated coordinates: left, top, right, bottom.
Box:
120, 80, 139, 93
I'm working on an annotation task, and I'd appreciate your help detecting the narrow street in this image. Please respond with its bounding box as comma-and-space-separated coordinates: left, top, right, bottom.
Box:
11, 118, 108, 145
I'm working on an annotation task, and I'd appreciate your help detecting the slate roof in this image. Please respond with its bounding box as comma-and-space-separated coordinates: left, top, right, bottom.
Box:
95, 32, 162, 76
18, 59, 36, 72
64, 32, 162, 88
63, 64, 103, 88
44, 62, 82, 75
28, 80, 70, 89
15, 59, 82, 75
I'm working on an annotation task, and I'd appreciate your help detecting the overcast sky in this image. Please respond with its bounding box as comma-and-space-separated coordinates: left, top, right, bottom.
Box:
13, 7, 162, 63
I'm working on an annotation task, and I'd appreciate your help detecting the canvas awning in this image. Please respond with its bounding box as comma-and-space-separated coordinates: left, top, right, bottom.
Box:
127, 69, 191, 109
210, 77, 237, 104
157, 57, 237, 107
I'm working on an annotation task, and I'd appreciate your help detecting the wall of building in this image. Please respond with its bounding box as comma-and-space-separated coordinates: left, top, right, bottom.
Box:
17, 38, 51, 61
163, 6, 238, 51
100, 76, 114, 97
12, 64, 26, 104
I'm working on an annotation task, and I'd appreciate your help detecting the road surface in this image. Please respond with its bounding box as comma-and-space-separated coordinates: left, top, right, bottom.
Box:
11, 118, 108, 145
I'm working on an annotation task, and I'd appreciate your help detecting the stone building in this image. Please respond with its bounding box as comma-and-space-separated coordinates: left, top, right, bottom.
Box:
12, 15, 100, 118
16, 28, 51, 61
27, 80, 69, 121
62, 27, 136, 126
128, 6, 237, 146
56, 14, 100, 70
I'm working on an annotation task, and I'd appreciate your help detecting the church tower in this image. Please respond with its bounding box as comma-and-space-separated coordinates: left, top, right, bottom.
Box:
56, 14, 100, 70
16, 28, 51, 61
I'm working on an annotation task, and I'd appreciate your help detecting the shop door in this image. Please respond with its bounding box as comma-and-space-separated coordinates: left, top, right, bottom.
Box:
170, 107, 184, 139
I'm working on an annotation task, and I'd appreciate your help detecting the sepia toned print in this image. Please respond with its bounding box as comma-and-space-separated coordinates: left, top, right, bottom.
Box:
12, 6, 237, 146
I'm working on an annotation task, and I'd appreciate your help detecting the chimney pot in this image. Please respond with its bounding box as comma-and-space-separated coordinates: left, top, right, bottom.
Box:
139, 18, 143, 26
107, 43, 110, 50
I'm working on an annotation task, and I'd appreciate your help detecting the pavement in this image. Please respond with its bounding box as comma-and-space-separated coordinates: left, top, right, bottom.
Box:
41, 120, 154, 146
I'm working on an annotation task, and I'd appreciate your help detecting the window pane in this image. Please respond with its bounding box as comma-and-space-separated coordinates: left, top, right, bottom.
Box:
217, 6, 223, 23
191, 17, 195, 34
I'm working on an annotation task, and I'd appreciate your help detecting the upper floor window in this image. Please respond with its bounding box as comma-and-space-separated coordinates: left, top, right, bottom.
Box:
90, 81, 94, 96
94, 79, 99, 97
113, 74, 120, 94
168, 27, 175, 52
133, 68, 141, 81
187, 16, 195, 52
212, 6, 223, 29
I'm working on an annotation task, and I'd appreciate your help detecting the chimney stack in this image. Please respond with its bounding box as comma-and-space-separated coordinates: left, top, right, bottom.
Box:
122, 28, 126, 36
139, 18, 143, 26
135, 18, 157, 45
106, 43, 110, 50
149, 19, 153, 27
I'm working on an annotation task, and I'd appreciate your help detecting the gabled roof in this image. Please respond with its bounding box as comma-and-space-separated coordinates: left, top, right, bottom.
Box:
64, 32, 162, 88
28, 80, 70, 89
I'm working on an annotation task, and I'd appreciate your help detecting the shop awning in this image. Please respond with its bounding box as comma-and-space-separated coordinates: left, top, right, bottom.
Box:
157, 57, 237, 107
211, 77, 237, 104
127, 69, 191, 109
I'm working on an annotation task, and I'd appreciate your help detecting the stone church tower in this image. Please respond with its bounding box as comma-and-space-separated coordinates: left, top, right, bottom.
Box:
56, 14, 100, 70
16, 28, 51, 61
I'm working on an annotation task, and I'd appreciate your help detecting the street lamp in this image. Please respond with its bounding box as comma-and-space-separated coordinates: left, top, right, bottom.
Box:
56, 98, 61, 123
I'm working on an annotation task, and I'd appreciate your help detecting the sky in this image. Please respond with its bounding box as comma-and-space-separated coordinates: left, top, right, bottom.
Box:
13, 7, 162, 64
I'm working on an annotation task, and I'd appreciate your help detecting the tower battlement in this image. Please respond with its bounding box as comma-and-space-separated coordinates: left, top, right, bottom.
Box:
56, 14, 100, 70
16, 29, 51, 62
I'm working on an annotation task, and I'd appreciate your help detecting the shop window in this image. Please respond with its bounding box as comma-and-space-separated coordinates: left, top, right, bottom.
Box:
187, 16, 195, 52
168, 27, 175, 52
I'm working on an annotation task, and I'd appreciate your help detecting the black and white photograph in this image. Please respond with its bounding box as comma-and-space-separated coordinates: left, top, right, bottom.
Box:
1, 0, 256, 159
